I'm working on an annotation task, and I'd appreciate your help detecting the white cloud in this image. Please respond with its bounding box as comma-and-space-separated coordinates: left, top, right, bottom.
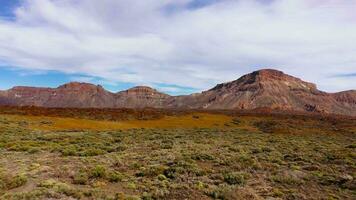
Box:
0, 0, 355, 93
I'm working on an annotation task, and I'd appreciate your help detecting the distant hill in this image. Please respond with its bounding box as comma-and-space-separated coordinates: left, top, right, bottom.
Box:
0, 69, 355, 116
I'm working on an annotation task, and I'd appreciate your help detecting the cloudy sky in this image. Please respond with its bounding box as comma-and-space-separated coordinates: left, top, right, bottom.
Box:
0, 0, 355, 95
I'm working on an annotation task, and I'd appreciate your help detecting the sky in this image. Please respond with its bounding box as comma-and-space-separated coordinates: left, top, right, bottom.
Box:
0, 0, 355, 95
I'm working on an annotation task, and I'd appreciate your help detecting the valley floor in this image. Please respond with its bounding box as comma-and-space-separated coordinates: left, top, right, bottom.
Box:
0, 110, 355, 200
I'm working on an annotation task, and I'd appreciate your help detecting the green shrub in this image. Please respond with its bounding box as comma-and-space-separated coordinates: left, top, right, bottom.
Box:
8, 144, 30, 152
108, 172, 124, 183
55, 182, 82, 199
157, 174, 167, 181
139, 165, 166, 178
160, 139, 174, 149
270, 175, 303, 186
223, 172, 247, 185
206, 185, 234, 200
142, 192, 153, 200
38, 179, 58, 188
61, 146, 77, 156
91, 165, 107, 178
73, 172, 89, 185
8, 174, 28, 189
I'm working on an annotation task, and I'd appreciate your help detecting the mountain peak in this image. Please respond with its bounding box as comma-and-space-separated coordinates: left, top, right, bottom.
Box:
127, 86, 158, 92
208, 68, 318, 101
242, 68, 317, 90
122, 86, 169, 96
58, 82, 104, 91
252, 69, 285, 78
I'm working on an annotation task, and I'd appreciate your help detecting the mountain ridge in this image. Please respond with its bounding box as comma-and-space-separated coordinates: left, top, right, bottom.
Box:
0, 69, 355, 116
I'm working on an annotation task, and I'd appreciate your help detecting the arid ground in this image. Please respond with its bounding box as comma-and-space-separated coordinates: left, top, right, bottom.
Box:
0, 107, 355, 200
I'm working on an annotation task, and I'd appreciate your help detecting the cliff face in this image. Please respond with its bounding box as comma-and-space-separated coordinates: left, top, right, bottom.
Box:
0, 69, 355, 116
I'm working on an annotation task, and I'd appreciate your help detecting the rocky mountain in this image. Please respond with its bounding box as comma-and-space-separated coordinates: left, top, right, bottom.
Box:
0, 82, 116, 108
0, 82, 169, 108
115, 86, 170, 108
0, 69, 355, 116
167, 69, 356, 116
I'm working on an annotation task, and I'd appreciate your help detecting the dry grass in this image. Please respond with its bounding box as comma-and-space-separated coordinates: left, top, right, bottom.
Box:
1, 113, 235, 131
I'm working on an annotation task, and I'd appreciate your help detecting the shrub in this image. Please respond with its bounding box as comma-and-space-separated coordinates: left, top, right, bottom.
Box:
108, 172, 124, 183
163, 167, 176, 179
142, 192, 154, 200
61, 146, 77, 156
206, 185, 234, 200
157, 174, 167, 181
127, 182, 136, 190
27, 147, 40, 154
8, 174, 28, 189
135, 167, 146, 177
142, 165, 166, 177
55, 182, 82, 199
191, 153, 214, 161
160, 139, 174, 149
8, 144, 30, 152
91, 165, 107, 178
270, 175, 303, 186
223, 172, 247, 185
0, 179, 5, 190
38, 179, 58, 188
73, 172, 89, 185
80, 148, 106, 157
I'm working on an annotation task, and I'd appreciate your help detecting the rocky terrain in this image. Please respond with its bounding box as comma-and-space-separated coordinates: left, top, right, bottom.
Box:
0, 69, 355, 116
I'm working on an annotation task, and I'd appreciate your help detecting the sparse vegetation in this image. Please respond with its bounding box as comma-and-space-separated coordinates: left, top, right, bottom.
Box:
0, 110, 355, 199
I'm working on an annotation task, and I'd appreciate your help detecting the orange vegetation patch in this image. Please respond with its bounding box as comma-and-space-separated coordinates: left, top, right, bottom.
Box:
1, 113, 237, 131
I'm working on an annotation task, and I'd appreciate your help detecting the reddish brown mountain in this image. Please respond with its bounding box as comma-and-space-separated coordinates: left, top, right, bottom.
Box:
0, 82, 115, 108
0, 69, 355, 116
167, 69, 356, 116
115, 86, 170, 108
0, 82, 169, 108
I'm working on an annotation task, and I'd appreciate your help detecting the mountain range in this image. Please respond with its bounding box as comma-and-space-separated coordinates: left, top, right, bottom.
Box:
0, 69, 355, 116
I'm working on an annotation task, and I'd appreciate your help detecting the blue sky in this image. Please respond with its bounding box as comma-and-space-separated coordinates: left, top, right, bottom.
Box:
0, 0, 20, 20
0, 0, 355, 94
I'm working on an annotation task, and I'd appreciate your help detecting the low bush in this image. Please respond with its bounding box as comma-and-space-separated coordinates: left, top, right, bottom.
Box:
223, 172, 247, 185
108, 172, 124, 183
73, 172, 89, 185
90, 165, 107, 179
191, 153, 214, 161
